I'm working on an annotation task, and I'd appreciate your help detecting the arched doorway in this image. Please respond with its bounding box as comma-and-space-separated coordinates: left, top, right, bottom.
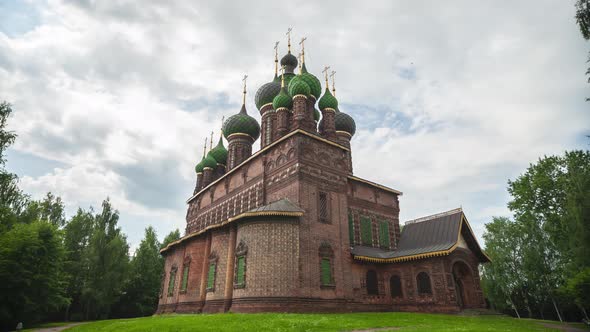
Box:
452, 261, 475, 309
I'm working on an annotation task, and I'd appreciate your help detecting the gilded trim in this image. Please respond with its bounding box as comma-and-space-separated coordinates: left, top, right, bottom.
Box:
348, 175, 403, 195
227, 133, 255, 141
160, 210, 303, 254
323, 108, 336, 113
203, 167, 213, 170
335, 130, 352, 138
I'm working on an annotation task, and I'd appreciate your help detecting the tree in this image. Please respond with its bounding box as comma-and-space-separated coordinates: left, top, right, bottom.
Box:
161, 228, 181, 250
20, 193, 66, 227
114, 226, 163, 317
576, 0, 590, 100
0, 102, 28, 233
62, 208, 94, 321
81, 199, 129, 320
0, 221, 68, 329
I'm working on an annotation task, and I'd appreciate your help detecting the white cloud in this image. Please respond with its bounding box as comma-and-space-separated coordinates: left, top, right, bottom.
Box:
1, 0, 588, 248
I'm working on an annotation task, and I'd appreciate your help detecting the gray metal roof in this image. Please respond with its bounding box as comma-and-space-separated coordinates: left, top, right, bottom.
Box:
350, 208, 488, 262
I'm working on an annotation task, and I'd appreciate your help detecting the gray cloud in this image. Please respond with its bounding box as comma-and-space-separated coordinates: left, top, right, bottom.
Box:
1, 0, 588, 248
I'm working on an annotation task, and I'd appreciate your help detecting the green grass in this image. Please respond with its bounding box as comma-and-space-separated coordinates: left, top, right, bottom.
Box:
62, 312, 589, 332
22, 321, 71, 331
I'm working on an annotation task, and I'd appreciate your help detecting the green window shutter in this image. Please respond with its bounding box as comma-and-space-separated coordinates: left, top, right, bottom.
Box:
348, 212, 354, 245
379, 221, 390, 248
360, 216, 373, 246
167, 269, 176, 296
236, 256, 245, 286
180, 265, 189, 292
207, 263, 216, 289
321, 258, 332, 285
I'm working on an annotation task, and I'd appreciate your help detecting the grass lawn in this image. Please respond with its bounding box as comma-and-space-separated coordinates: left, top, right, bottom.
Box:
63, 312, 590, 332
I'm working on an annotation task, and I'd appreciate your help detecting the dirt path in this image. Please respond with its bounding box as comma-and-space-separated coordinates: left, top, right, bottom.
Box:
31, 323, 85, 332
539, 322, 589, 332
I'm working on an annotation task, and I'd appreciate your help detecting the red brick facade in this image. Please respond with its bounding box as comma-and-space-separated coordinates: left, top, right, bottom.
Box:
157, 127, 487, 314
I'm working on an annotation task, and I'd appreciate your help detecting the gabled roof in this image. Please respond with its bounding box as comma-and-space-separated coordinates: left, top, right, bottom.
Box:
160, 199, 304, 254
351, 208, 490, 263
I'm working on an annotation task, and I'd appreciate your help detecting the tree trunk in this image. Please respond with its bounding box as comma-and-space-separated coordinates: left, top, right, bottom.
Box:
509, 297, 521, 319
579, 305, 589, 321
551, 297, 563, 322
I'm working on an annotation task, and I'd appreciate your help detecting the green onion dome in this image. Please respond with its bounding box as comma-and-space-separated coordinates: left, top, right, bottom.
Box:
222, 104, 261, 141
202, 154, 218, 169
335, 111, 356, 136
272, 86, 293, 110
288, 76, 311, 97
300, 63, 322, 99
280, 52, 298, 73
314, 108, 321, 121
254, 79, 281, 110
283, 73, 296, 87
318, 88, 338, 111
195, 156, 205, 173
208, 136, 228, 165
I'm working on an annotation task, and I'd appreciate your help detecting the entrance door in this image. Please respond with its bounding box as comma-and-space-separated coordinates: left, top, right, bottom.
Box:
452, 261, 474, 309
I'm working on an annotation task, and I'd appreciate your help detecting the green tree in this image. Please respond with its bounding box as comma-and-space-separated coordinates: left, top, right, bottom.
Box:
0, 221, 68, 329
161, 228, 181, 250
0, 102, 28, 233
81, 199, 129, 320
62, 208, 94, 321
115, 226, 163, 317
20, 193, 66, 227
576, 0, 590, 100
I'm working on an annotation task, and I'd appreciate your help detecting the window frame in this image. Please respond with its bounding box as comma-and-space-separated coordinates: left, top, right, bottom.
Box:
379, 220, 390, 249
366, 270, 379, 295
318, 191, 330, 224
390, 275, 403, 298
360, 216, 373, 246
319, 242, 335, 288
180, 264, 190, 293
416, 271, 433, 295
167, 266, 178, 297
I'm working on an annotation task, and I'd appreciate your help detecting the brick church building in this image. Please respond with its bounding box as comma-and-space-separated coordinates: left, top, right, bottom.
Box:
157, 35, 490, 314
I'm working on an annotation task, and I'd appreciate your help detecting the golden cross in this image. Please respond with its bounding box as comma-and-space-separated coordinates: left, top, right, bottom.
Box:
298, 52, 302, 71
322, 65, 331, 86
203, 137, 207, 157
299, 37, 307, 64
209, 131, 214, 150
286, 27, 292, 51
274, 41, 279, 75
242, 75, 248, 104
330, 70, 336, 96
220, 116, 225, 132
280, 65, 286, 87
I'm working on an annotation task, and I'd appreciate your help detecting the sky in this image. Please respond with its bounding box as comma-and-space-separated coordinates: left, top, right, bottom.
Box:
1, 0, 588, 250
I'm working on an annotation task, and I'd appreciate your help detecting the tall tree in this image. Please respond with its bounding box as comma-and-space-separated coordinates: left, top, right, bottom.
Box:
576, 0, 590, 100
161, 228, 181, 250
0, 221, 68, 329
0, 102, 28, 233
62, 208, 94, 321
81, 199, 129, 320
115, 226, 163, 317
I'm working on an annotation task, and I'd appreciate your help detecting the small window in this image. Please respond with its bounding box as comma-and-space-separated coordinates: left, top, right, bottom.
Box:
235, 256, 246, 287
207, 262, 216, 291
320, 258, 332, 286
390, 275, 403, 298
319, 192, 329, 223
360, 216, 373, 246
417, 272, 432, 295
379, 221, 390, 249
366, 270, 378, 295
167, 268, 177, 297
180, 265, 189, 292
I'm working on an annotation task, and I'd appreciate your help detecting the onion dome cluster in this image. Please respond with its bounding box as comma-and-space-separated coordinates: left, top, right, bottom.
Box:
208, 136, 228, 165
222, 104, 261, 141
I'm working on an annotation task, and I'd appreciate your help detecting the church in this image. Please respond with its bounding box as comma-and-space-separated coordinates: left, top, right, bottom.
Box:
157, 33, 490, 314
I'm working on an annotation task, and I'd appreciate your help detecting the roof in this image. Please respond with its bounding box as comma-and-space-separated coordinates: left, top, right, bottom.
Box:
160, 199, 304, 254
351, 208, 490, 263
347, 175, 403, 195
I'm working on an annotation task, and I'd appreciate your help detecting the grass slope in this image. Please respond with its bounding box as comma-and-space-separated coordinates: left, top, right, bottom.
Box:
63, 312, 587, 332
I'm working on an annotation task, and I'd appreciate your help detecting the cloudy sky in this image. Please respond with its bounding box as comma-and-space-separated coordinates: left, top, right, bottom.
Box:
1, 0, 588, 249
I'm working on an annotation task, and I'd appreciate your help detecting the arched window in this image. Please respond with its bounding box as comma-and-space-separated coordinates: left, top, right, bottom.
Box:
366, 270, 378, 295
416, 272, 432, 295
207, 252, 218, 292
234, 240, 248, 289
390, 275, 403, 298
167, 266, 178, 297
319, 242, 334, 287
